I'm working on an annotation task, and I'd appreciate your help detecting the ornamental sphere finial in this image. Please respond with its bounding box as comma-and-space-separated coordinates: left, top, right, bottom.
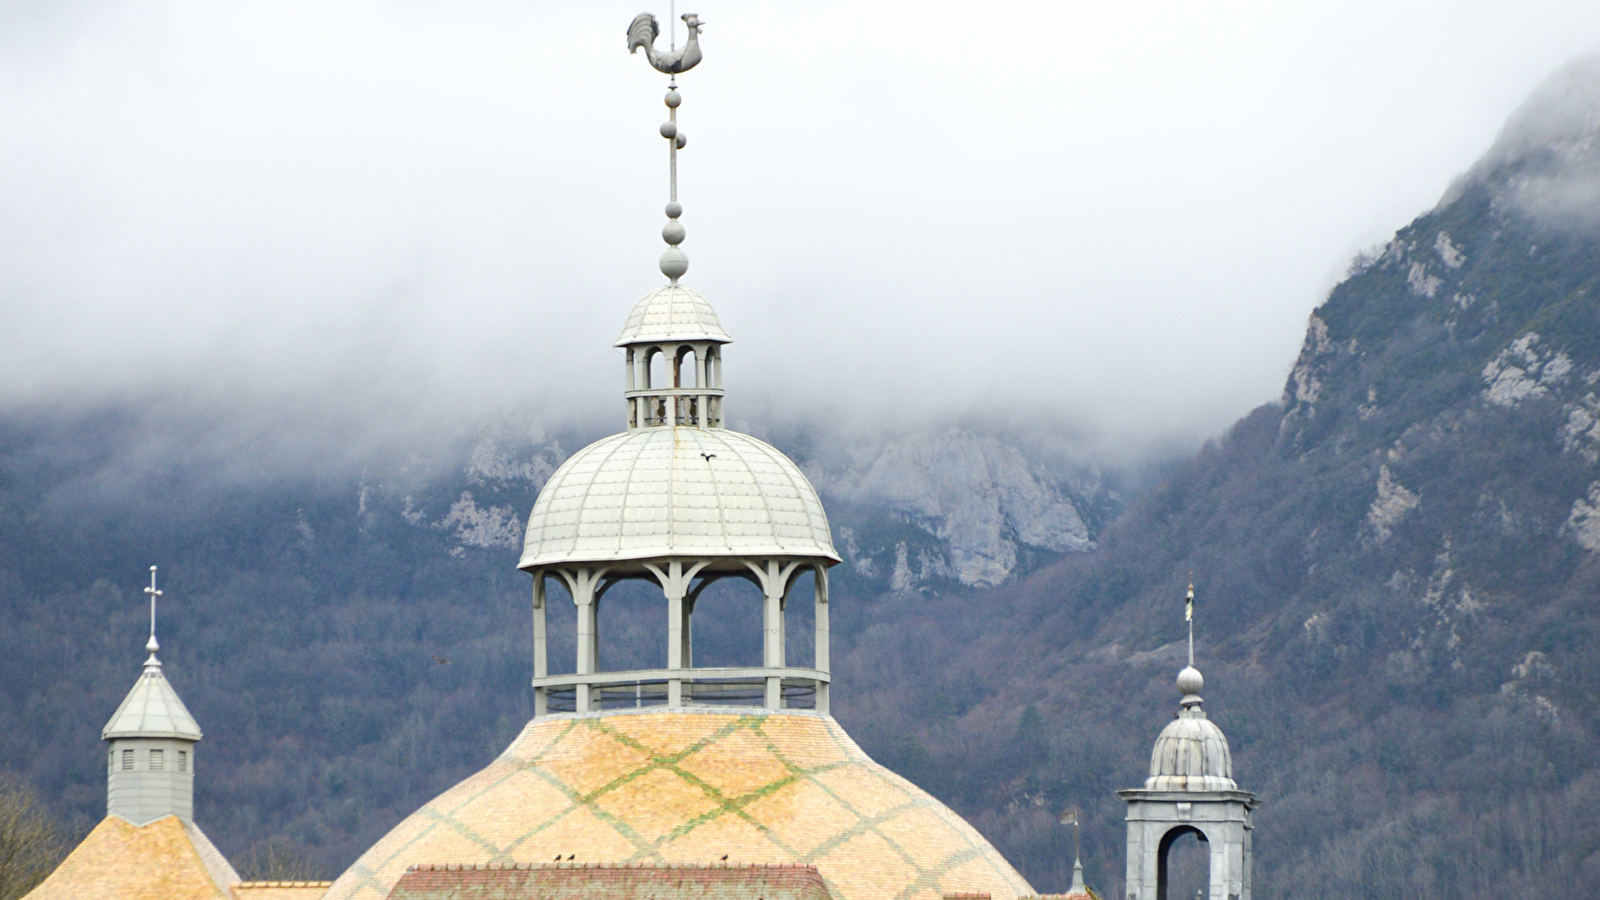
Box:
1177, 665, 1204, 697
660, 247, 689, 281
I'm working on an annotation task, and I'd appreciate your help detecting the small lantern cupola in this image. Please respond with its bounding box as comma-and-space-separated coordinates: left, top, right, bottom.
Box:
616, 284, 730, 430
102, 567, 204, 825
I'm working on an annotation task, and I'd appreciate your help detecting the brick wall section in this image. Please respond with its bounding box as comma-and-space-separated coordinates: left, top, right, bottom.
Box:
386, 862, 832, 900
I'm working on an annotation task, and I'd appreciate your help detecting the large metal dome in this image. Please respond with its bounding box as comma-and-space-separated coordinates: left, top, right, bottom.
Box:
519, 428, 839, 569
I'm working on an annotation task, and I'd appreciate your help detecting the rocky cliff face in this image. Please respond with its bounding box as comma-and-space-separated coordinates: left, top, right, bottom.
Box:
808, 429, 1098, 588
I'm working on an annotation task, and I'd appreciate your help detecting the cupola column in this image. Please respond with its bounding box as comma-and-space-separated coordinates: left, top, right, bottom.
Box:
813, 565, 830, 714
744, 559, 800, 709
532, 574, 549, 716
555, 567, 607, 713
646, 561, 707, 708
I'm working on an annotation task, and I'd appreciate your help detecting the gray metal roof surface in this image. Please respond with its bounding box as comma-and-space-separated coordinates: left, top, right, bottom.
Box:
102, 664, 203, 741
613, 285, 732, 347
1144, 710, 1235, 791
519, 428, 839, 569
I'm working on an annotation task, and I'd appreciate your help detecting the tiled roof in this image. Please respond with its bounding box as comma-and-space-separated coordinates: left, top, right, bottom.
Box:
231, 882, 333, 899
23, 815, 237, 900
103, 664, 203, 740
324, 710, 1033, 900
614, 286, 732, 347
519, 429, 839, 568
387, 862, 831, 900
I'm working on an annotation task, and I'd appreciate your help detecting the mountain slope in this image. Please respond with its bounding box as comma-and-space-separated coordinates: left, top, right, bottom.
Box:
858, 54, 1600, 900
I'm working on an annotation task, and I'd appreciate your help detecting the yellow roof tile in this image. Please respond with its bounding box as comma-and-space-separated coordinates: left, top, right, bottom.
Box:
323, 711, 1033, 900
24, 815, 236, 900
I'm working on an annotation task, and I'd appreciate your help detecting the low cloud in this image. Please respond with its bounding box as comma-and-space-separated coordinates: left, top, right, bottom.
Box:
1, 1, 1598, 467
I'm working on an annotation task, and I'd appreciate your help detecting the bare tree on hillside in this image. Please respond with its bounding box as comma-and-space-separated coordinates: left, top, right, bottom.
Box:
0, 778, 70, 900
239, 838, 324, 882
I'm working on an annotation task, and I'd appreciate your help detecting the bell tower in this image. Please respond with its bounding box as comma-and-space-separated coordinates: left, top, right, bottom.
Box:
1118, 585, 1258, 900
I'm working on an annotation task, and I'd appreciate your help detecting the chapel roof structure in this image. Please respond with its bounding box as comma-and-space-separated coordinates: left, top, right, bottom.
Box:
22, 814, 238, 900
321, 711, 1032, 900
103, 658, 203, 741
326, 18, 1035, 900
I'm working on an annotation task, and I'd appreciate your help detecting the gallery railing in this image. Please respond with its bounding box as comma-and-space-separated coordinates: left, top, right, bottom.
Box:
532, 666, 828, 715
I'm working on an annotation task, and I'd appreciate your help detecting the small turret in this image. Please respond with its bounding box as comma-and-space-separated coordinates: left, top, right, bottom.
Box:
25, 566, 238, 900
102, 566, 204, 825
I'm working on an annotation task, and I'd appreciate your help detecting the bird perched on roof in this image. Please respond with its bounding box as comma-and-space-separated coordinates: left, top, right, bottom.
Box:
627, 12, 704, 75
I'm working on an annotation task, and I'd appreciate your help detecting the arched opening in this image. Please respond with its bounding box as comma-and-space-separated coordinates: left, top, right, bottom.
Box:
647, 347, 667, 391
1157, 826, 1210, 900
684, 576, 764, 669
674, 346, 698, 388
538, 576, 578, 677
786, 567, 817, 669
595, 577, 668, 675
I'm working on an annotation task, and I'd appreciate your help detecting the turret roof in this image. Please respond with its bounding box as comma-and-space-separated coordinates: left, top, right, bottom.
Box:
103, 660, 202, 741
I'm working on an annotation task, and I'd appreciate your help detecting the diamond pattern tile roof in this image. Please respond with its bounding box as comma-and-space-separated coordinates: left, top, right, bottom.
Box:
519, 429, 839, 569
23, 815, 237, 900
322, 711, 1034, 900
103, 664, 203, 741
614, 286, 731, 347
387, 863, 832, 900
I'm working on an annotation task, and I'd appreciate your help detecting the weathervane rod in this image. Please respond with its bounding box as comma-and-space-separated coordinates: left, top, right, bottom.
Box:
669, 86, 678, 203
1185, 578, 1195, 668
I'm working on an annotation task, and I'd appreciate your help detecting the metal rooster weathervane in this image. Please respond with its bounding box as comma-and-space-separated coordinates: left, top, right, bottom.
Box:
627, 11, 704, 75
627, 10, 704, 284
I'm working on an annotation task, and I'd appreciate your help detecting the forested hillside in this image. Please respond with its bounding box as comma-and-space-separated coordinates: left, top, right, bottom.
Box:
860, 56, 1600, 900
6, 54, 1600, 900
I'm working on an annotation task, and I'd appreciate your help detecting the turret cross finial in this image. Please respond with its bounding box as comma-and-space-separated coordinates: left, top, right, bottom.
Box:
144, 565, 162, 662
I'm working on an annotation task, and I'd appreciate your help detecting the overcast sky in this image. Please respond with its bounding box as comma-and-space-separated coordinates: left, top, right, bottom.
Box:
1, 0, 1598, 456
